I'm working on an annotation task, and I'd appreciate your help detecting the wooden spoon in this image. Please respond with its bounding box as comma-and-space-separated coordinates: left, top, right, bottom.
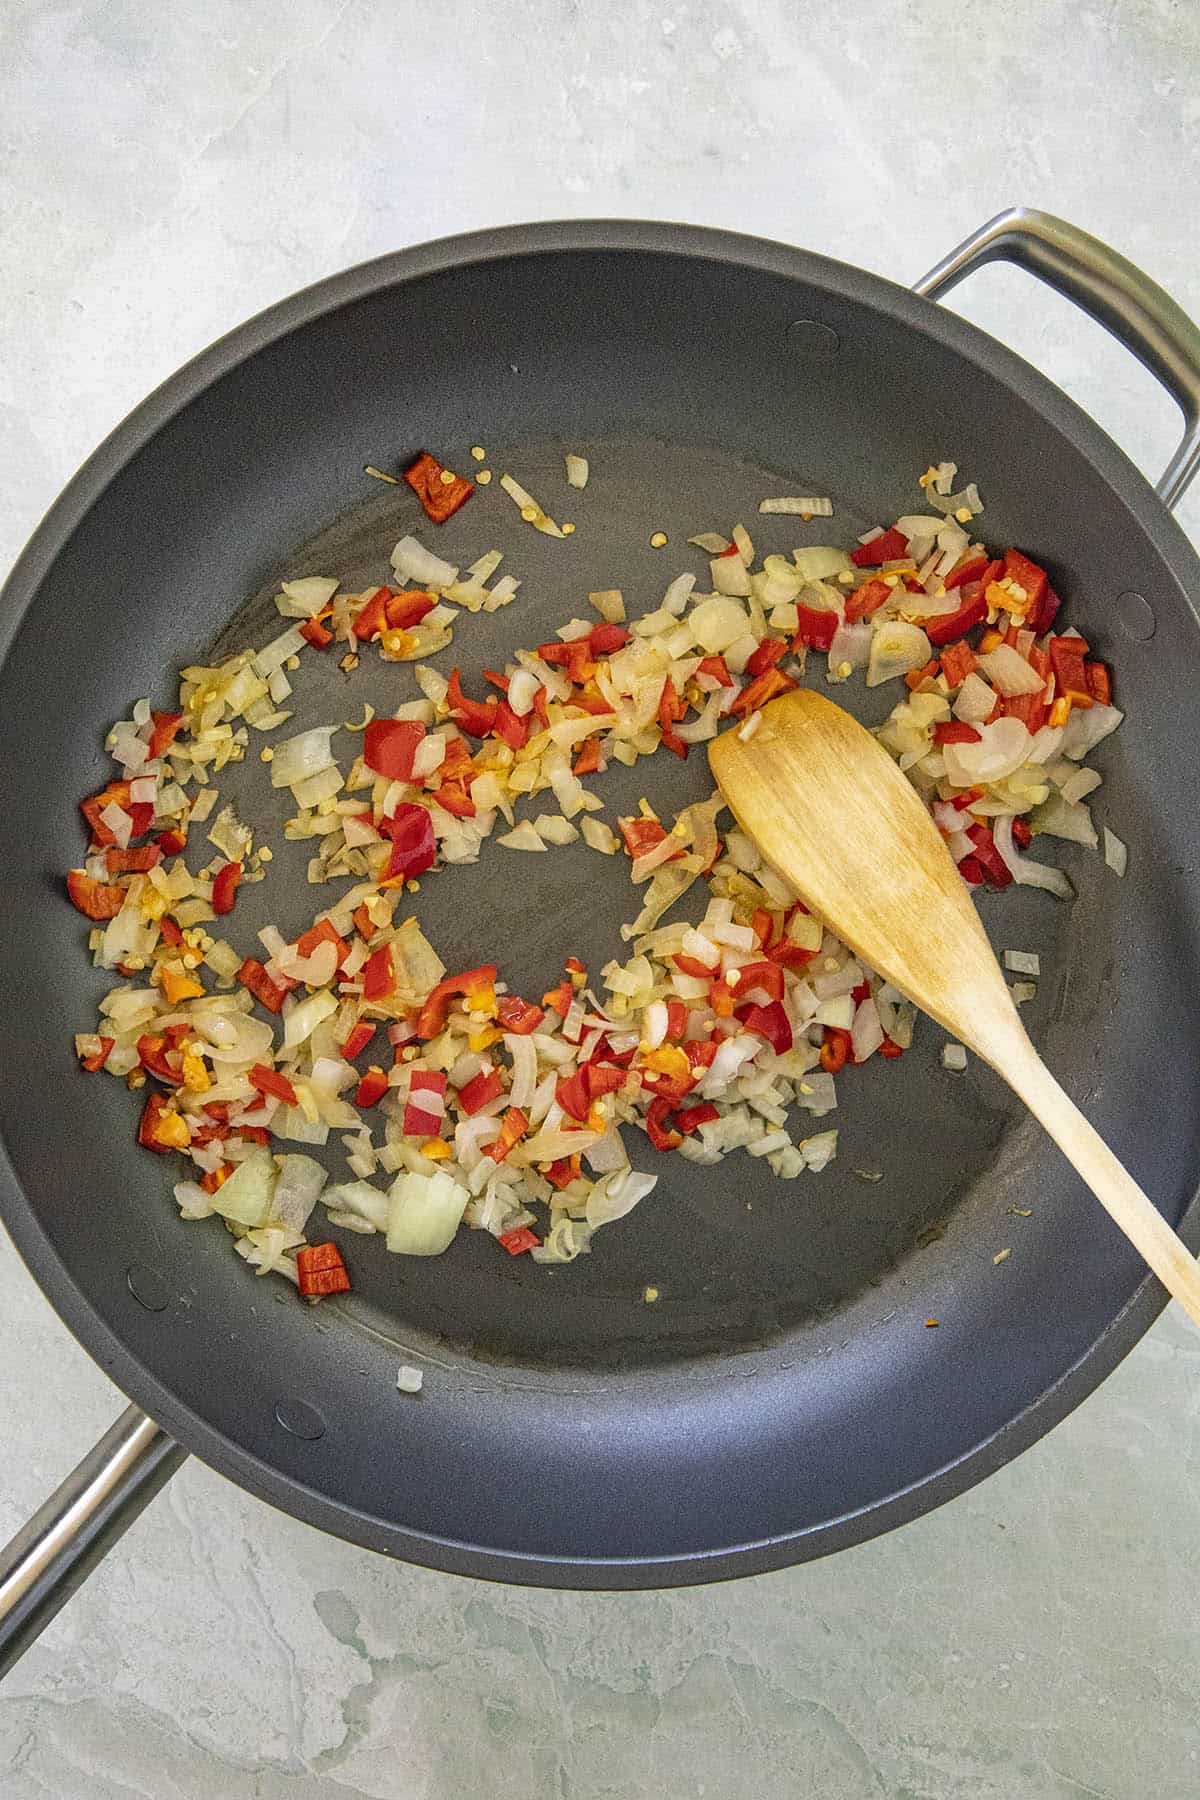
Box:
709, 687, 1200, 1327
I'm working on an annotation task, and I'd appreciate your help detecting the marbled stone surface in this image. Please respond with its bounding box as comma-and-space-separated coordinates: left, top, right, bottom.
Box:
2, 3, 1199, 1794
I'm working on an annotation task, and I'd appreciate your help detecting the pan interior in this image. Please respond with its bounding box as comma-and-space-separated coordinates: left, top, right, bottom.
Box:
203, 438, 1057, 1369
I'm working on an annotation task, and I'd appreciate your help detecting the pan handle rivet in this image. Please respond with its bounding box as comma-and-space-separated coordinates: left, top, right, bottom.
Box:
787, 319, 840, 358
275, 1398, 326, 1441
125, 1264, 170, 1312
1116, 591, 1156, 640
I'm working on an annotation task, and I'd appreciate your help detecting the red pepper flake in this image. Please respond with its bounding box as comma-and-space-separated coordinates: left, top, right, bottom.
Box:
404, 452, 473, 523
296, 1242, 351, 1299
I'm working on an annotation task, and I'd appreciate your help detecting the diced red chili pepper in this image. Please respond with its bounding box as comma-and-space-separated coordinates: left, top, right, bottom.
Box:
446, 668, 499, 737
732, 961, 785, 1003
351, 587, 391, 641
554, 1070, 592, 1122
542, 979, 573, 1018
487, 1106, 529, 1163
736, 1000, 792, 1054
380, 804, 436, 881
958, 854, 985, 886
80, 781, 153, 847
905, 659, 939, 690
496, 994, 545, 1035
299, 614, 333, 649
537, 638, 596, 684
148, 711, 184, 759
965, 822, 1013, 888
709, 977, 735, 1017
355, 1066, 389, 1108
671, 952, 712, 978
730, 666, 797, 718
104, 844, 161, 874
745, 636, 788, 678
211, 861, 242, 916
843, 576, 891, 623
157, 829, 188, 856
432, 783, 477, 818
362, 944, 396, 1001
364, 718, 426, 780
385, 589, 437, 631
938, 640, 977, 688
1085, 660, 1112, 706
238, 958, 294, 1014
66, 869, 125, 920
1049, 636, 1093, 706
136, 1034, 182, 1085
943, 553, 990, 592
820, 1027, 852, 1074
766, 942, 816, 969
137, 1090, 185, 1154
157, 915, 183, 948
925, 591, 988, 646
1002, 548, 1048, 612
404, 451, 473, 523
416, 965, 496, 1038
584, 1063, 627, 1100
878, 1036, 903, 1059
296, 1241, 351, 1299
1011, 817, 1033, 849
657, 1000, 685, 1041
588, 623, 630, 656
850, 526, 908, 567
1001, 691, 1047, 733
696, 654, 733, 685
750, 909, 773, 950
618, 816, 671, 859
243, 1064, 295, 1107
459, 1068, 505, 1115
77, 1034, 113, 1073
438, 737, 475, 782
543, 1156, 579, 1190
294, 917, 351, 969
674, 1101, 720, 1135
792, 605, 840, 651
492, 701, 529, 750
340, 1022, 376, 1060
1029, 582, 1062, 637
645, 1096, 682, 1151
933, 720, 981, 745
497, 1224, 540, 1254
573, 737, 602, 777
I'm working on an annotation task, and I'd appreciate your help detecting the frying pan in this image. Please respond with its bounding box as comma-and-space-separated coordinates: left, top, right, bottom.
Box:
2, 208, 1200, 1672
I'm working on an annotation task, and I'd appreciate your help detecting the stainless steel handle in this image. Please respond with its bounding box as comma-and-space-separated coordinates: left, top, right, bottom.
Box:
0, 1405, 185, 1678
914, 207, 1200, 509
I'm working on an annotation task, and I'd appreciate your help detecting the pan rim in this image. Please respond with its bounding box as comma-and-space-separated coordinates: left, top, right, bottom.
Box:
1, 217, 1196, 1585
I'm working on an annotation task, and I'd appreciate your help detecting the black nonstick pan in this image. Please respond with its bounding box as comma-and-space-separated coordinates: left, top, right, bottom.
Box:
2, 209, 1199, 1670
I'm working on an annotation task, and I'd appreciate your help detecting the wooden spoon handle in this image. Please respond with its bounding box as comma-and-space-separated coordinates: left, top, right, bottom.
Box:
1005, 1047, 1200, 1327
